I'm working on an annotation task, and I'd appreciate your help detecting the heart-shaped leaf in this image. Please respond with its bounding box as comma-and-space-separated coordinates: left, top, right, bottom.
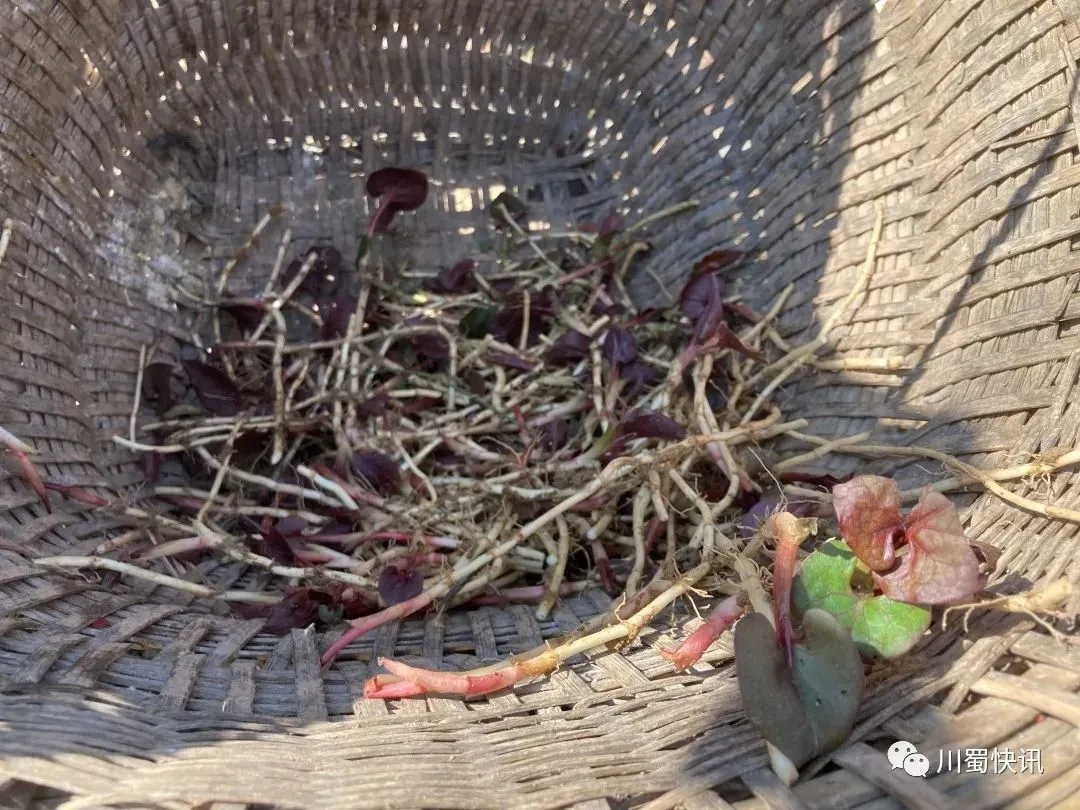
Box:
545, 330, 592, 365
460, 305, 499, 339
602, 327, 638, 366
320, 294, 358, 341
378, 565, 424, 606
219, 300, 266, 334
366, 168, 429, 235
736, 609, 863, 769
258, 525, 295, 566
352, 450, 401, 496
874, 489, 983, 605
282, 246, 344, 298
832, 476, 904, 572
485, 351, 535, 371
232, 588, 322, 635
617, 411, 686, 441
620, 360, 661, 396
142, 362, 176, 416
792, 540, 931, 658
597, 213, 623, 244
680, 272, 725, 323
489, 192, 529, 229
181, 359, 244, 416
423, 259, 477, 294
693, 249, 742, 275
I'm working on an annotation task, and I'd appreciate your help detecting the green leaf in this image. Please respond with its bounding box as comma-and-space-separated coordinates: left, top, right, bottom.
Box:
459, 305, 498, 339
489, 192, 528, 228
792, 540, 931, 659
735, 609, 863, 768
355, 235, 371, 268
584, 426, 617, 460
318, 603, 344, 626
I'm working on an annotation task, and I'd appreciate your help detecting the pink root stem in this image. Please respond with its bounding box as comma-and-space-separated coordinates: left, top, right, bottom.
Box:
591, 539, 617, 593
365, 656, 536, 699
321, 589, 436, 667
644, 516, 666, 558
310, 464, 385, 507
290, 543, 358, 568
363, 676, 430, 699
2, 435, 50, 512
659, 593, 745, 671
43, 483, 111, 508
768, 512, 808, 670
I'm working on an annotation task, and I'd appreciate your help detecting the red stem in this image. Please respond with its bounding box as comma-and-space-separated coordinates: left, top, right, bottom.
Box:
366, 657, 530, 698
590, 539, 617, 593
659, 594, 745, 671
644, 517, 666, 558
43, 482, 110, 508
768, 512, 807, 670
13, 451, 49, 512
321, 589, 436, 667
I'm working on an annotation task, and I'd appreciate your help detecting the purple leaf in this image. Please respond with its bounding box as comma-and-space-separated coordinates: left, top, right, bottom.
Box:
545, 330, 592, 365
710, 322, 765, 361
462, 369, 487, 395
489, 192, 529, 229
181, 359, 244, 416
779, 470, 848, 489
491, 289, 557, 347
688, 274, 726, 342
739, 496, 815, 538
874, 489, 983, 605
378, 565, 423, 606
680, 272, 725, 322
258, 526, 294, 566
142, 362, 176, 415
352, 450, 401, 495
485, 351, 535, 371
621, 360, 661, 387
681, 272, 765, 362
357, 392, 391, 418
232, 588, 322, 635
366, 168, 429, 235
832, 476, 905, 573
423, 259, 476, 294
726, 300, 762, 324
617, 411, 686, 441
539, 419, 571, 452
320, 289, 380, 342
219, 300, 266, 333
627, 307, 666, 327
602, 327, 638, 366
275, 515, 309, 537
598, 213, 624, 244
282, 246, 344, 298
321, 294, 356, 341
591, 299, 626, 318
693, 249, 742, 275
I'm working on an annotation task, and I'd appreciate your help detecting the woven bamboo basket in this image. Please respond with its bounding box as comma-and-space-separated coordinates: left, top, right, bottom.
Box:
1, 0, 1080, 807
